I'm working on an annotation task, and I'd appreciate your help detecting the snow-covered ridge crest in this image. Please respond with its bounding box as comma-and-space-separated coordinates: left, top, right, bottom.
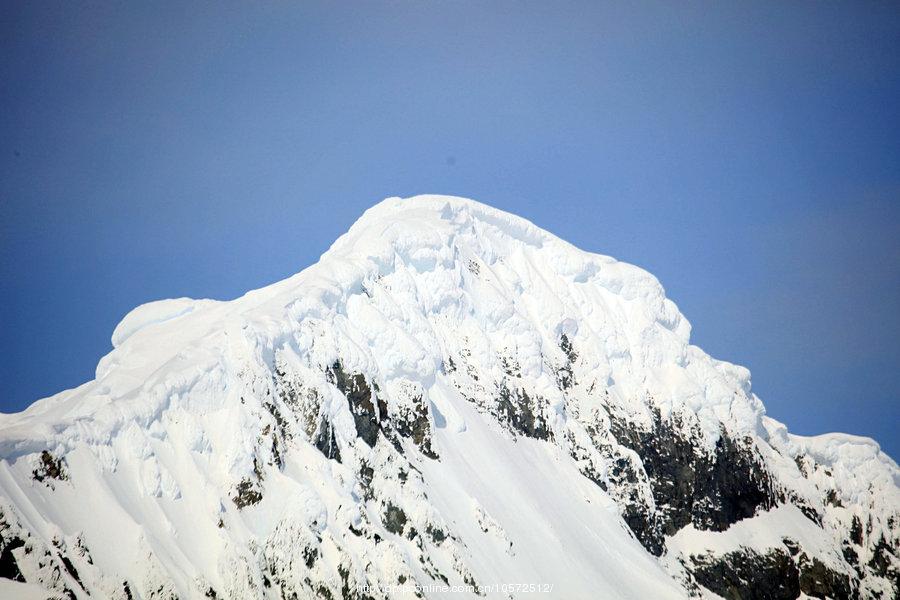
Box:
7, 194, 699, 436
0, 195, 896, 599
110, 298, 220, 349
322, 195, 687, 328
266, 193, 695, 394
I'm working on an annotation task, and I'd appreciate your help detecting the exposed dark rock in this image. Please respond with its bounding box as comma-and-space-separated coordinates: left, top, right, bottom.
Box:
850, 516, 865, 547
263, 401, 288, 438
426, 524, 446, 545
700, 432, 775, 530
689, 545, 860, 600
337, 563, 375, 600
394, 394, 439, 459
73, 536, 92, 565
314, 418, 342, 463
622, 510, 663, 556
556, 367, 574, 391
417, 551, 449, 585
358, 462, 375, 500
798, 554, 855, 599
383, 504, 408, 535
556, 333, 577, 390
690, 548, 800, 600
559, 333, 577, 363
268, 433, 283, 470
330, 362, 380, 448
868, 535, 899, 592
275, 368, 320, 439
567, 412, 666, 554
782, 537, 801, 557
609, 408, 774, 553
33, 450, 67, 483
791, 499, 823, 527
462, 570, 484, 596
302, 546, 319, 569
232, 478, 263, 508
842, 545, 859, 571
59, 553, 84, 589
338, 564, 351, 600
497, 384, 552, 441
262, 402, 287, 469
500, 355, 521, 378
0, 533, 26, 582
444, 356, 457, 373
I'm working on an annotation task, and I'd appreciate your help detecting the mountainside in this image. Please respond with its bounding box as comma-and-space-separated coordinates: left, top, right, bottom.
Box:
1, 195, 897, 600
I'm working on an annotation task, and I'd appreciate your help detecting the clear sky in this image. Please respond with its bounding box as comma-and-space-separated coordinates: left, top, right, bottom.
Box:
2, 2, 898, 457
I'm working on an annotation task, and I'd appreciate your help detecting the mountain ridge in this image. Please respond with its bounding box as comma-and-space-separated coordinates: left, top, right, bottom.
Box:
1, 195, 897, 599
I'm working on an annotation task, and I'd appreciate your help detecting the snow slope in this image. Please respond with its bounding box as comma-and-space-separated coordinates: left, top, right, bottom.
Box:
0, 195, 897, 599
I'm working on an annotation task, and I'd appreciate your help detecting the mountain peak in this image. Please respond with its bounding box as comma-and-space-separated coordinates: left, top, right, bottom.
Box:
330, 194, 553, 251
0, 196, 896, 600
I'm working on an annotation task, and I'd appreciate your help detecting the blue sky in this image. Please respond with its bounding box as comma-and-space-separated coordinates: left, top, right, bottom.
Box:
2, 2, 898, 457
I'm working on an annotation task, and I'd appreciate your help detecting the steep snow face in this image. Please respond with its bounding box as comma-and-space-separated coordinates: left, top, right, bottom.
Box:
0, 195, 897, 600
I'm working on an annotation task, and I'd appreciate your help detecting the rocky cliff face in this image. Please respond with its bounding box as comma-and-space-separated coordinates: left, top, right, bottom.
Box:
0, 196, 897, 599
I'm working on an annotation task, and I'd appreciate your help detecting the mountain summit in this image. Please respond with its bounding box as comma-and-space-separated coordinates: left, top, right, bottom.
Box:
1, 195, 897, 599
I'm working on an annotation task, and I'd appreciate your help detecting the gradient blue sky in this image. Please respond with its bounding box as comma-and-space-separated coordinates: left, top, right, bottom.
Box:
2, 2, 898, 457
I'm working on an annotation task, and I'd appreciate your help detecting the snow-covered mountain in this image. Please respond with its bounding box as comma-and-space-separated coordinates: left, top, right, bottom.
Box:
1, 195, 897, 600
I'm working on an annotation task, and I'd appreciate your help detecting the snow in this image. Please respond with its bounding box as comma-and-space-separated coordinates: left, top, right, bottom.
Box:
111, 298, 219, 348
0, 578, 66, 599
0, 195, 896, 599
